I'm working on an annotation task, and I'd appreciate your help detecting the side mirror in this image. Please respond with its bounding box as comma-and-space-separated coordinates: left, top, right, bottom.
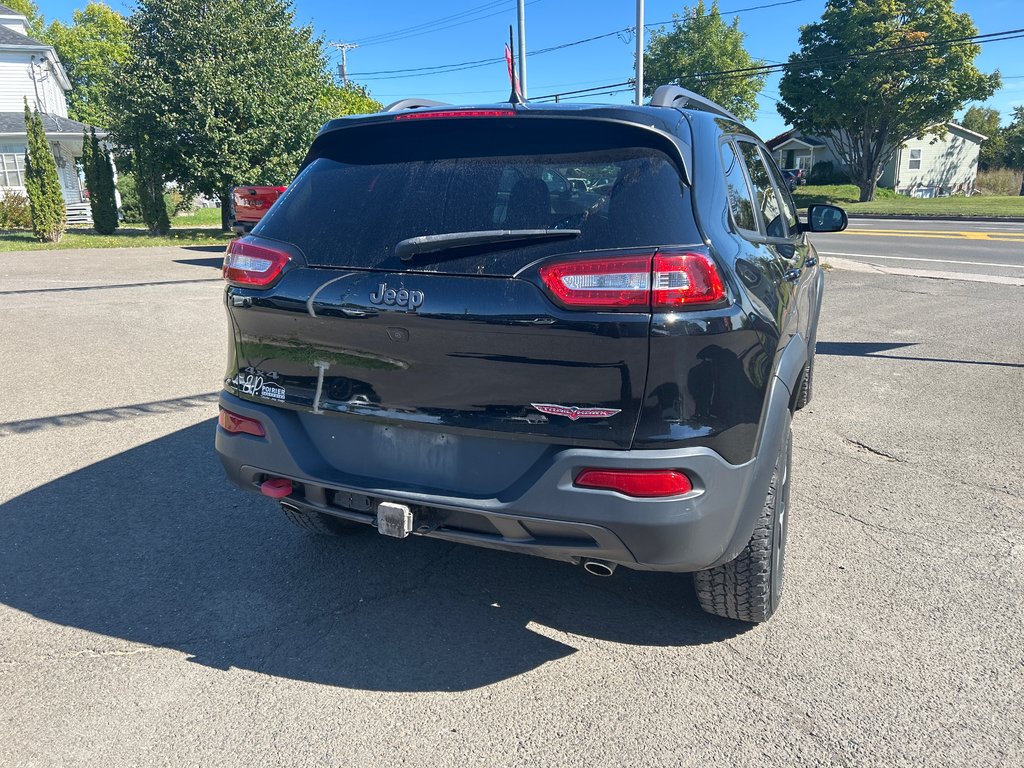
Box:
805, 204, 848, 233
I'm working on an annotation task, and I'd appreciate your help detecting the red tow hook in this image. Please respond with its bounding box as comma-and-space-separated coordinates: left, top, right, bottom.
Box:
260, 477, 293, 499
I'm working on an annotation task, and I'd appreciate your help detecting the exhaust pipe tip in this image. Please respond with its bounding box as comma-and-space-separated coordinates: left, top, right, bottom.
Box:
583, 558, 617, 577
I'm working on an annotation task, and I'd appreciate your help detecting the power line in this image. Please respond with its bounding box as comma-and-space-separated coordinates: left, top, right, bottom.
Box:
347, 0, 808, 79
342, 0, 543, 51
349, 0, 509, 46
531, 28, 1023, 101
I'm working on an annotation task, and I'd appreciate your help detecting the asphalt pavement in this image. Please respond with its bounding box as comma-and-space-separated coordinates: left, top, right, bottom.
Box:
810, 217, 1024, 282
1, 242, 1022, 766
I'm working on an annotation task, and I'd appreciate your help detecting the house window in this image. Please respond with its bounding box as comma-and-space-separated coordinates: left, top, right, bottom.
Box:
0, 153, 26, 186
908, 148, 922, 170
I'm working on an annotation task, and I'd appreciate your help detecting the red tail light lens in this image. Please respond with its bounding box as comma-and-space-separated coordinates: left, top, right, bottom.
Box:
538, 254, 652, 308
394, 109, 515, 120
223, 238, 290, 287
218, 407, 266, 437
574, 469, 693, 498
537, 251, 725, 310
652, 252, 726, 307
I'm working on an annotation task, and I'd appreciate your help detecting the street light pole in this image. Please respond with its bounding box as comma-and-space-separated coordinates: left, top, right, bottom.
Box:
517, 0, 527, 99
635, 0, 644, 105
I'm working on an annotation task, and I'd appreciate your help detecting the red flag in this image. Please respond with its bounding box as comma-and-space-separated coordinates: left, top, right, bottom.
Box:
505, 43, 522, 101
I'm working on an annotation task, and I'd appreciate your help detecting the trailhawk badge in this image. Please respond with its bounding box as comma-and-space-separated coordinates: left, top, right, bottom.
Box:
531, 403, 622, 421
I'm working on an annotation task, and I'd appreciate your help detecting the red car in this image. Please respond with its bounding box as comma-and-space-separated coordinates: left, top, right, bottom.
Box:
229, 185, 286, 234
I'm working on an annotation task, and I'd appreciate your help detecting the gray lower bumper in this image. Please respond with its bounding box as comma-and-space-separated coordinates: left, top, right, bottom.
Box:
215, 391, 765, 572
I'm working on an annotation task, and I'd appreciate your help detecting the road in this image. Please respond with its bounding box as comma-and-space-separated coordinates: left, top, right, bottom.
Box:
1, 243, 1022, 766
810, 217, 1024, 282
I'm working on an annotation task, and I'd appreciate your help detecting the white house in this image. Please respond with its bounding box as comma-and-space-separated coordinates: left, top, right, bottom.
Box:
767, 123, 987, 198
0, 3, 104, 223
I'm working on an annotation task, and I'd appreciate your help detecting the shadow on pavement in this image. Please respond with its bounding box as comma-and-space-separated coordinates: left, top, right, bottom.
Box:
173, 256, 224, 268
0, 420, 744, 692
818, 341, 1023, 369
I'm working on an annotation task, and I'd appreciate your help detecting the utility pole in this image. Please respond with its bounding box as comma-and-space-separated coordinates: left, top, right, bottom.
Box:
330, 42, 358, 85
635, 0, 644, 105
516, 0, 527, 99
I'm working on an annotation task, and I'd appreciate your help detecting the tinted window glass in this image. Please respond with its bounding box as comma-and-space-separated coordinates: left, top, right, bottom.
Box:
257, 145, 700, 275
720, 141, 758, 233
759, 147, 799, 234
737, 141, 787, 238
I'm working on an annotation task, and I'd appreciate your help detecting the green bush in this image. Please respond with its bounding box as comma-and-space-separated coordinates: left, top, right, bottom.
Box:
23, 100, 66, 242
0, 190, 32, 229
117, 172, 191, 226
82, 128, 118, 235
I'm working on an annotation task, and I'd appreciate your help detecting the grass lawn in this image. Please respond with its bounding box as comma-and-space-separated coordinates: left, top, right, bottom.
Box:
0, 226, 233, 252
170, 207, 224, 227
792, 184, 1024, 217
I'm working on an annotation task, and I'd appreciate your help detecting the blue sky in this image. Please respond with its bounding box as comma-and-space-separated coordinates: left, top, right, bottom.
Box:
39, 0, 1024, 139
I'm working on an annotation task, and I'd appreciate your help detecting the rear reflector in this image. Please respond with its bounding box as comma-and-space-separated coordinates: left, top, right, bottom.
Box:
394, 109, 515, 120
574, 469, 693, 498
218, 407, 266, 437
538, 251, 725, 310
223, 238, 290, 287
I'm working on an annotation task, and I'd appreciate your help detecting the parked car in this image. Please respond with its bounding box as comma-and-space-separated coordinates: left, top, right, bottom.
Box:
229, 185, 286, 234
781, 168, 807, 190
216, 87, 847, 623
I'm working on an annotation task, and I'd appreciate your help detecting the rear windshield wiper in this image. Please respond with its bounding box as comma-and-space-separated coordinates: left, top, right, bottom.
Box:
395, 229, 581, 262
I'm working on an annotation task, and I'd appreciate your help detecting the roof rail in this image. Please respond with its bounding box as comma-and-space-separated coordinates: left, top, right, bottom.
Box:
649, 85, 739, 123
383, 98, 451, 112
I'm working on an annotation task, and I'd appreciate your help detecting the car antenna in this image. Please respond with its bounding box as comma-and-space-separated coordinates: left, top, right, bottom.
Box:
506, 25, 524, 105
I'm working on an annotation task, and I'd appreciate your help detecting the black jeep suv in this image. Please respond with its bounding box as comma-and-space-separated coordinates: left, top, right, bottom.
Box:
215, 87, 847, 623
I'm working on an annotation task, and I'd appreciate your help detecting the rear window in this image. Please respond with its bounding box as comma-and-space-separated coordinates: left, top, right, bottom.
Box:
255, 123, 700, 274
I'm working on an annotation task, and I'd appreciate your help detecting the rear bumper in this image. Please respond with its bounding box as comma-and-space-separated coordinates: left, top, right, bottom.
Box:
215, 391, 767, 572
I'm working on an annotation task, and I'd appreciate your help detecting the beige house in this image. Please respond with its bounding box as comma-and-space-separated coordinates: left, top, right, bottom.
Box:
0, 3, 105, 224
767, 123, 987, 197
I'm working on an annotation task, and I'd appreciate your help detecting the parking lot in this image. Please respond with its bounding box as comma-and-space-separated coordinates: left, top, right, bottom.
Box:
1, 229, 1022, 766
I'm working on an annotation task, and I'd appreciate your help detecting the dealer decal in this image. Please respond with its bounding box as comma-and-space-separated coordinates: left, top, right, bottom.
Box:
531, 403, 622, 421
231, 367, 286, 402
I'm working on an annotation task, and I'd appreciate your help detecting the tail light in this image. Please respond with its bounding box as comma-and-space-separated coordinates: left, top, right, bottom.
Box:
538, 251, 725, 310
223, 238, 290, 287
218, 407, 266, 437
574, 469, 693, 498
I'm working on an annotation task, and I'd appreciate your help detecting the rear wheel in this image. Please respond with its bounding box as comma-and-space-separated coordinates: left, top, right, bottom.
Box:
694, 418, 792, 623
279, 503, 367, 537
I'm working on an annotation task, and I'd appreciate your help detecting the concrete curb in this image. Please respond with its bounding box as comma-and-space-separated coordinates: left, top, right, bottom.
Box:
824, 256, 1024, 286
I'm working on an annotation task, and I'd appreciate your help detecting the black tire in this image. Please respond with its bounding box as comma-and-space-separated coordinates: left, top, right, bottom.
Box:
794, 342, 815, 410
279, 503, 366, 537
694, 418, 792, 623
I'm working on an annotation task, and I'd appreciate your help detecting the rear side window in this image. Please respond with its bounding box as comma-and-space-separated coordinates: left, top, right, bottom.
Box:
736, 141, 787, 238
720, 141, 758, 234
759, 147, 799, 234
255, 129, 701, 275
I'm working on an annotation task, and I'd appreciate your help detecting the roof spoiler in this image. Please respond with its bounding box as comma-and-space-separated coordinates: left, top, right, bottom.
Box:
383, 98, 451, 112
649, 85, 739, 123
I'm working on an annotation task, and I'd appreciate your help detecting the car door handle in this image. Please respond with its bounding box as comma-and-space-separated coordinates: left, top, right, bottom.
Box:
805, 255, 817, 267
784, 268, 802, 282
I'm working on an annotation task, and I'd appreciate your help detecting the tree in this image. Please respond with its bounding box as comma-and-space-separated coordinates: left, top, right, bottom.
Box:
643, 0, 766, 121
960, 107, 1004, 170
44, 3, 131, 128
5, 0, 45, 39
22, 100, 66, 242
1003, 107, 1024, 195
777, 0, 999, 201
111, 0, 360, 231
318, 83, 382, 119
81, 127, 118, 234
